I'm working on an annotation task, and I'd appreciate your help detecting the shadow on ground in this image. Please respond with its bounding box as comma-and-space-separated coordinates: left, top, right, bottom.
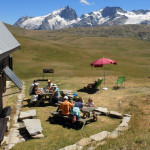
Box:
77, 88, 99, 94
22, 99, 57, 108
47, 116, 85, 130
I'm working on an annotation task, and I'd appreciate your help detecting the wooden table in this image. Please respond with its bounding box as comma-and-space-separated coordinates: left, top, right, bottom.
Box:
35, 92, 53, 106
81, 107, 99, 121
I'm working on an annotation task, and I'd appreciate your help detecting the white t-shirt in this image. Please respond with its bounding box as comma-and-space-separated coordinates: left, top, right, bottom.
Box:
87, 102, 95, 107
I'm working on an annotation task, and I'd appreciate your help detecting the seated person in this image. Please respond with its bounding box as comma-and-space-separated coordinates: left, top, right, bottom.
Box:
47, 80, 53, 90
31, 83, 42, 101
86, 98, 96, 107
51, 84, 60, 103
71, 92, 79, 103
71, 107, 81, 123
58, 96, 73, 116
84, 80, 98, 89
74, 97, 84, 110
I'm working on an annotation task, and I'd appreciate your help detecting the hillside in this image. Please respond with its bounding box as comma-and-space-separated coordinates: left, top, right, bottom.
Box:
4, 24, 150, 150
5, 24, 150, 79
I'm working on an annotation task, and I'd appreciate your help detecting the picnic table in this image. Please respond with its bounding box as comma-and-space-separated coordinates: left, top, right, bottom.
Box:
81, 107, 99, 121
50, 106, 101, 129
34, 89, 53, 106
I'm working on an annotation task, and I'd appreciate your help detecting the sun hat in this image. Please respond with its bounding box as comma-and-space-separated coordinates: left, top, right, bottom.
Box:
73, 92, 78, 97
52, 84, 57, 87
64, 96, 68, 100
34, 82, 39, 86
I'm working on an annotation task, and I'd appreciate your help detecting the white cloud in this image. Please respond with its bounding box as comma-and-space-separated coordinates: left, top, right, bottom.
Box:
80, 0, 91, 5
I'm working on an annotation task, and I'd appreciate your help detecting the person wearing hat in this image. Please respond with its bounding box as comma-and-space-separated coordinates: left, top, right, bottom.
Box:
51, 84, 60, 104
31, 83, 42, 100
71, 92, 79, 103
58, 96, 73, 116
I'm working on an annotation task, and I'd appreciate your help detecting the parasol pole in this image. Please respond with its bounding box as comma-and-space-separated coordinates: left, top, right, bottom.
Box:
102, 67, 108, 90
103, 57, 105, 86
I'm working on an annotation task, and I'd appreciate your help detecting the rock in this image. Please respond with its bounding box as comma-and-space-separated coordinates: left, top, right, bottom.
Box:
19, 109, 36, 120
7, 136, 20, 144
115, 122, 128, 132
108, 130, 119, 139
18, 93, 25, 100
32, 134, 44, 139
7, 143, 15, 150
59, 144, 83, 150
109, 111, 122, 119
6, 81, 11, 88
20, 138, 26, 142
87, 147, 95, 150
23, 119, 43, 136
0, 136, 8, 146
13, 115, 18, 123
16, 110, 20, 116
96, 141, 107, 146
76, 138, 92, 146
10, 128, 19, 133
122, 116, 131, 123
124, 114, 131, 117
12, 123, 20, 128
95, 107, 109, 115
90, 131, 110, 142
7, 121, 10, 131
6, 116, 11, 121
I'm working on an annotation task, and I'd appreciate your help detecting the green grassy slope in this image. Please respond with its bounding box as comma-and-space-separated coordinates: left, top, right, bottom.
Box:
6, 24, 150, 79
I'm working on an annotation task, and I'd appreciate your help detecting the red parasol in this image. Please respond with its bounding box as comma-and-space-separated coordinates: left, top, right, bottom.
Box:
91, 58, 116, 67
91, 58, 117, 89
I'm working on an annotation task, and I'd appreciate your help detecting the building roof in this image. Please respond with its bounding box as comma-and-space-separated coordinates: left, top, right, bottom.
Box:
0, 21, 20, 60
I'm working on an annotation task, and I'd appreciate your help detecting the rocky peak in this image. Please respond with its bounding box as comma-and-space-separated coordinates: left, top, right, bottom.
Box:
59, 5, 78, 21
14, 16, 31, 26
132, 9, 150, 15
102, 7, 126, 19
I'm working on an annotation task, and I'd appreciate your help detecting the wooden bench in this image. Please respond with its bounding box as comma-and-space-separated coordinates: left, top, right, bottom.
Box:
0, 118, 8, 143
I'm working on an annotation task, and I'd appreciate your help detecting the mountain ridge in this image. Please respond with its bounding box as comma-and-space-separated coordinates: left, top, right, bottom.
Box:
14, 6, 150, 30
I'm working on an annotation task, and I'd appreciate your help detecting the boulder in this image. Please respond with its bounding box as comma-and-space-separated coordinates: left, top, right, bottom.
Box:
109, 111, 122, 119
95, 107, 109, 115
76, 138, 92, 146
90, 131, 110, 142
19, 109, 36, 120
23, 119, 43, 136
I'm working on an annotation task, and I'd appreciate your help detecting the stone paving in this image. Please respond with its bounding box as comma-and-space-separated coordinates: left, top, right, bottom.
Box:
1, 84, 44, 150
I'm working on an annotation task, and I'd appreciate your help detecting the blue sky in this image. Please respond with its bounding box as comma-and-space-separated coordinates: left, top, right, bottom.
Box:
0, 0, 150, 25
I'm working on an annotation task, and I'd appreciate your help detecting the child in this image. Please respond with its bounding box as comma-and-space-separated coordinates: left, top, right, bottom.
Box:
86, 98, 96, 107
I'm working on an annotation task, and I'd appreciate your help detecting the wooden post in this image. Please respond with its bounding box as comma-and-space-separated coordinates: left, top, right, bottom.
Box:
0, 74, 3, 114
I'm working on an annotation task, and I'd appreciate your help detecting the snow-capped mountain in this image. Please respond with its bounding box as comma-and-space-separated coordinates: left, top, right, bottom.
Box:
14, 6, 79, 30
14, 6, 150, 30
